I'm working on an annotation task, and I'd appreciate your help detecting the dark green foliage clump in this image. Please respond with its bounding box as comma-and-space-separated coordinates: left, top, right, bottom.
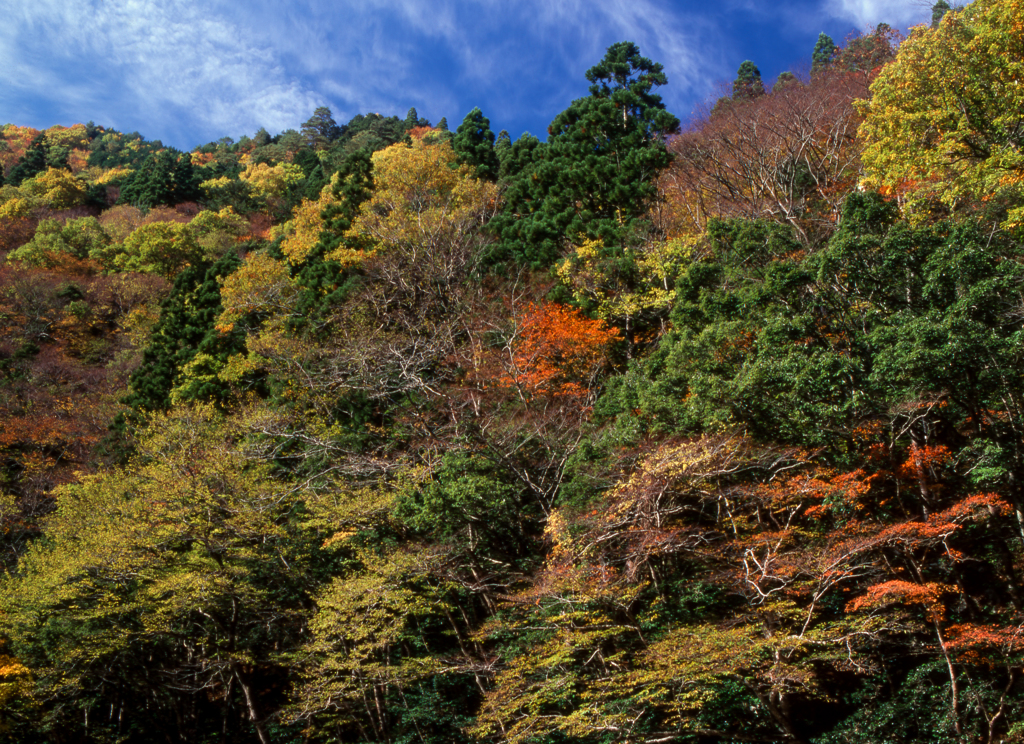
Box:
812, 32, 838, 72
492, 41, 680, 268
732, 59, 766, 100
453, 108, 500, 181
119, 150, 201, 208
123, 250, 246, 411
6, 134, 61, 186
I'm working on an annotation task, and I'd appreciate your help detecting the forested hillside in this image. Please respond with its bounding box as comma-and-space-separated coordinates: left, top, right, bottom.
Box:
1, 2, 1024, 741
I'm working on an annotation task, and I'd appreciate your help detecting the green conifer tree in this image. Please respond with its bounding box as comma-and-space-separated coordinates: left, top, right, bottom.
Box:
492, 41, 679, 267
119, 150, 200, 208
7, 134, 50, 186
732, 60, 766, 100
812, 32, 837, 73
453, 107, 500, 181
124, 251, 244, 411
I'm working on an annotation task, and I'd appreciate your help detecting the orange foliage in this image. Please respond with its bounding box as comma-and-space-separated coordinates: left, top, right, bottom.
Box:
874, 493, 1010, 549
407, 126, 440, 140
0, 125, 40, 174
502, 302, 620, 401
897, 443, 952, 482
945, 623, 1024, 662
0, 216, 38, 255
244, 212, 273, 240
848, 579, 955, 618
758, 465, 875, 518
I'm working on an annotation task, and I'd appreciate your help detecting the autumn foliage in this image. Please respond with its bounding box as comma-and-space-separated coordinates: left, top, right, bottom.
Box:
501, 301, 620, 401
3, 22, 1024, 744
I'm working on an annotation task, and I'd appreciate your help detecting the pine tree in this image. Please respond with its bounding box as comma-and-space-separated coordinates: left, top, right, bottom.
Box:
732, 60, 765, 100
453, 108, 500, 181
301, 107, 343, 150
812, 32, 837, 73
119, 150, 200, 208
6, 134, 49, 186
492, 41, 679, 267
124, 251, 244, 411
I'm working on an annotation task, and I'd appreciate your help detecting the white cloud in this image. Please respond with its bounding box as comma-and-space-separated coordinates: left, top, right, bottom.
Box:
824, 0, 929, 29
0, 0, 322, 144
0, 0, 734, 145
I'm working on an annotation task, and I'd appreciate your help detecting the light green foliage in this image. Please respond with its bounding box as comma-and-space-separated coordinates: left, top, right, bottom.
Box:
93, 220, 199, 276
0, 404, 306, 742
19, 167, 89, 208
557, 236, 693, 349
860, 0, 1024, 225
292, 547, 454, 732
8, 217, 110, 267
184, 206, 248, 257
92, 207, 246, 277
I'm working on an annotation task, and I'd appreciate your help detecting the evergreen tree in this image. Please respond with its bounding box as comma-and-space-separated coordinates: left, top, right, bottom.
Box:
932, 0, 951, 27
123, 251, 245, 412
437, 117, 449, 131
492, 41, 680, 267
290, 149, 375, 331
773, 71, 799, 92
453, 107, 500, 181
812, 32, 837, 72
732, 60, 766, 100
119, 150, 201, 208
6, 133, 50, 186
253, 127, 272, 147
301, 106, 344, 150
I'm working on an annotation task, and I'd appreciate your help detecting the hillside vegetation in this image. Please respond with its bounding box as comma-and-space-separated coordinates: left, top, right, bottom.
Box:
2, 3, 1024, 742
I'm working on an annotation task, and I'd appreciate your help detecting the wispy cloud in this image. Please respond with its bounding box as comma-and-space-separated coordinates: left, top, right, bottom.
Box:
0, 0, 767, 147
0, 0, 322, 144
824, 0, 929, 29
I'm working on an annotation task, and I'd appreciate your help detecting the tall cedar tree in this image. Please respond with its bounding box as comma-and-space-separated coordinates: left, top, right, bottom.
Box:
300, 106, 344, 151
453, 108, 500, 181
811, 32, 837, 72
492, 41, 680, 267
289, 149, 375, 332
732, 60, 766, 100
6, 133, 54, 187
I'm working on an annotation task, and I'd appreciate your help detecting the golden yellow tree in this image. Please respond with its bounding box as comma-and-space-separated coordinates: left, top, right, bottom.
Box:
859, 0, 1024, 224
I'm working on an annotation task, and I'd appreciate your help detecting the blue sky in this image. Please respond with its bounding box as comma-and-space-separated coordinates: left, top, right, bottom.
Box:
1, 0, 932, 151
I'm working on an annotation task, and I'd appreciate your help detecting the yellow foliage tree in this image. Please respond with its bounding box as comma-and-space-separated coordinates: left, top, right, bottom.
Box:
344, 137, 500, 265
20, 167, 89, 209
239, 161, 304, 203
215, 250, 297, 333
859, 0, 1024, 224
557, 236, 694, 350
280, 179, 338, 266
